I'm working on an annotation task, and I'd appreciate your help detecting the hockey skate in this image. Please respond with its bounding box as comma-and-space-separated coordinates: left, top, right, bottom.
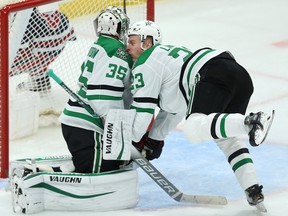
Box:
245, 184, 267, 212
10, 167, 44, 214
244, 110, 275, 146
10, 168, 31, 214
17, 74, 51, 93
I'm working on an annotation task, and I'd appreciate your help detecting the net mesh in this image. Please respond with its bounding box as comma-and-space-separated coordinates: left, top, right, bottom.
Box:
0, 0, 151, 178
8, 0, 147, 118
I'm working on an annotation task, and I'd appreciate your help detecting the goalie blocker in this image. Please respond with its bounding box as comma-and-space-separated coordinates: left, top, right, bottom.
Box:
9, 157, 138, 214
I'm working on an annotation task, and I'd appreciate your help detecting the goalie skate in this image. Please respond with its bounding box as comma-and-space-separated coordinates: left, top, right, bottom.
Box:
10, 168, 26, 213
10, 168, 44, 214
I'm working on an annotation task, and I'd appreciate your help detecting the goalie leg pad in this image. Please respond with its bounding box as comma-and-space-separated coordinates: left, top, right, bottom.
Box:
9, 160, 138, 213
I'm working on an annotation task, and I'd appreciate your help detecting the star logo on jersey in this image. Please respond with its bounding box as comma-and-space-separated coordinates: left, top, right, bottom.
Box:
116, 47, 128, 60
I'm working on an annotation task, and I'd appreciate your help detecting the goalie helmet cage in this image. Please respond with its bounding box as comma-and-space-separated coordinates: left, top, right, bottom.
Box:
0, 0, 155, 178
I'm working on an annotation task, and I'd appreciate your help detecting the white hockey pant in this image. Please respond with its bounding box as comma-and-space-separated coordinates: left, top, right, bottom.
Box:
183, 113, 249, 144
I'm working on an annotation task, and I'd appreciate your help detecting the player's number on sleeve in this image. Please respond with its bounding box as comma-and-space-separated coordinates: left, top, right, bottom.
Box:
161, 45, 192, 62
168, 47, 192, 62
131, 73, 144, 90
106, 64, 128, 80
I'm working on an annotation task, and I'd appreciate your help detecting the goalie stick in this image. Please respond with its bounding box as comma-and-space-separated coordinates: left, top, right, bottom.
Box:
46, 70, 100, 119
47, 70, 228, 205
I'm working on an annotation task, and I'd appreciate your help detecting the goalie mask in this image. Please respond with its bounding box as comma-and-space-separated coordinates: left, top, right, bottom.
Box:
94, 6, 130, 42
128, 20, 162, 49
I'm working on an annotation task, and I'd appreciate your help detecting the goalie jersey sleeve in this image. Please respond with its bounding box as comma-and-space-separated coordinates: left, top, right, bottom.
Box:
59, 35, 133, 133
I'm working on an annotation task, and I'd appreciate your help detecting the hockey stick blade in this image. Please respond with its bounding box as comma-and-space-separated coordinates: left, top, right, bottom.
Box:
177, 193, 227, 205
49, 71, 227, 206
131, 147, 227, 205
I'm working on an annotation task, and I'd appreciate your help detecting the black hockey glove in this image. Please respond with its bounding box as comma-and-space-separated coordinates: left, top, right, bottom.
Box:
144, 138, 164, 161
132, 132, 164, 161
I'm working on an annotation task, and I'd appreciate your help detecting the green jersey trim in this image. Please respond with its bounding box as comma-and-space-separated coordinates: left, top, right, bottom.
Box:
87, 95, 123, 101
78, 87, 123, 101
133, 44, 161, 68
186, 49, 215, 91
63, 109, 104, 129
97, 36, 133, 67
130, 105, 155, 114
93, 133, 102, 173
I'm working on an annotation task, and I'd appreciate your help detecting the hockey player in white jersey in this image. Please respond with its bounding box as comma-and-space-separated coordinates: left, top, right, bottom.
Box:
59, 6, 132, 173
127, 20, 274, 210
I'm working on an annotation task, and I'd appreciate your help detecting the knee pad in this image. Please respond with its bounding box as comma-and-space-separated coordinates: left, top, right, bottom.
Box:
183, 113, 211, 144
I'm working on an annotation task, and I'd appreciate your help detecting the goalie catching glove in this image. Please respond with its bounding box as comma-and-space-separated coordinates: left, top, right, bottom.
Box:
132, 132, 164, 160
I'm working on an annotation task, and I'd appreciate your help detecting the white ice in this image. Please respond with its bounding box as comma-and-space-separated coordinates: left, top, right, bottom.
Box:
1, 0, 288, 215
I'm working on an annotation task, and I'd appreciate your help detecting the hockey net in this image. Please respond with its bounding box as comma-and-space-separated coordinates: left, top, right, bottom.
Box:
0, 0, 154, 178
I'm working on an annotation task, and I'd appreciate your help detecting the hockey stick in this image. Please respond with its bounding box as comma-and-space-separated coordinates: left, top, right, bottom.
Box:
47, 70, 227, 205
46, 69, 100, 119
130, 147, 227, 205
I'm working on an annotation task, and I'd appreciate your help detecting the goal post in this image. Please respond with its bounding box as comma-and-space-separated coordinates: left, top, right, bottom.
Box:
0, 0, 155, 178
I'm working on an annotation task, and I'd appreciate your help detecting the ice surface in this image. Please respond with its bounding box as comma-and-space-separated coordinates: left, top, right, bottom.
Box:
1, 0, 288, 215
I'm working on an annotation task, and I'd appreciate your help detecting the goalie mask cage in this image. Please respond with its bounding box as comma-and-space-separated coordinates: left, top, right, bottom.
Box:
0, 0, 155, 178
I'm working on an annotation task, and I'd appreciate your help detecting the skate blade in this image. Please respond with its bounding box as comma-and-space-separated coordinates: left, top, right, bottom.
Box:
256, 202, 267, 213
260, 110, 275, 145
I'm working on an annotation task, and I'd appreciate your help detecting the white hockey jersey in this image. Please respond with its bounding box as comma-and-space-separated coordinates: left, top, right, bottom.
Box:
131, 45, 226, 142
59, 35, 133, 134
